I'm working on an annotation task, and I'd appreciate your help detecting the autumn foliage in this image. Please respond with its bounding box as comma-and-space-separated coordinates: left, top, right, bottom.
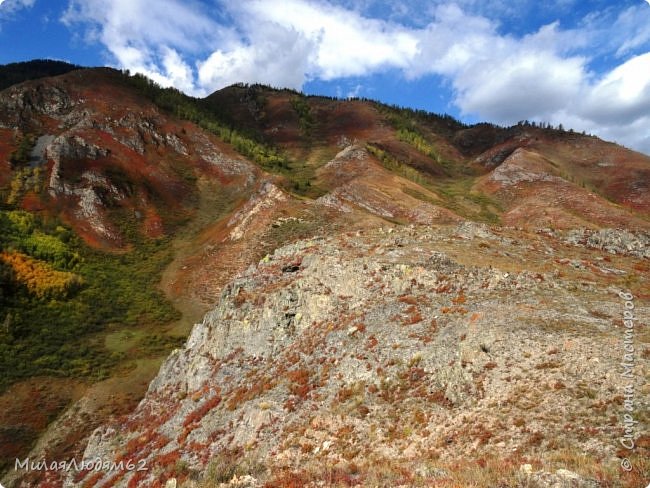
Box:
0, 251, 83, 298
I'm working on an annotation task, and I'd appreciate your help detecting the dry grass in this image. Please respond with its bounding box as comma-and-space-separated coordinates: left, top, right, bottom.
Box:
196, 449, 266, 487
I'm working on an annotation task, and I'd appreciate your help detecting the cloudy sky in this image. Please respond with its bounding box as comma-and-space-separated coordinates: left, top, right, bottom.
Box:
1, 0, 649, 155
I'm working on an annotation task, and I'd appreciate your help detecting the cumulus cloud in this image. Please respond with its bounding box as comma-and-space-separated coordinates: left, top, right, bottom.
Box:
198, 22, 314, 90
62, 0, 232, 93
61, 0, 650, 154
566, 53, 650, 154
413, 5, 650, 153
406, 6, 589, 122
454, 53, 586, 122
235, 0, 419, 80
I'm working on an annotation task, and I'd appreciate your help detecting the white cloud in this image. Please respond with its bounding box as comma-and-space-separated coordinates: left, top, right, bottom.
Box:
0, 0, 35, 16
62, 0, 232, 94
400, 3, 650, 153
454, 52, 587, 122
581, 53, 650, 124
346, 84, 363, 98
405, 6, 591, 122
0, 0, 34, 33
612, 5, 650, 56
61, 0, 650, 154
63, 0, 224, 53
198, 23, 314, 91
235, 0, 419, 80
563, 52, 650, 154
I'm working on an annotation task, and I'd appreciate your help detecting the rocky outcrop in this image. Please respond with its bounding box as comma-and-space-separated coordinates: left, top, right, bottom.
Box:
2, 67, 649, 488
188, 131, 256, 184
73, 224, 646, 487
473, 142, 521, 169
487, 148, 563, 186
108, 113, 190, 155
563, 228, 650, 258
317, 145, 462, 225
42, 135, 125, 242
319, 144, 372, 185
1, 75, 260, 249
47, 135, 109, 193
226, 182, 288, 241
0, 83, 74, 127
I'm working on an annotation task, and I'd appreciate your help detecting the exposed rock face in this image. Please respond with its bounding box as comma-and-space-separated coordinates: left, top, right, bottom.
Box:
488, 148, 563, 186
28, 134, 56, 167
317, 145, 462, 225
0, 82, 74, 127
188, 131, 256, 184
321, 144, 372, 182
44, 135, 123, 242
563, 228, 650, 259
226, 182, 288, 241
47, 135, 109, 194
73, 224, 648, 487
473, 142, 521, 169
0, 71, 262, 249
315, 192, 353, 213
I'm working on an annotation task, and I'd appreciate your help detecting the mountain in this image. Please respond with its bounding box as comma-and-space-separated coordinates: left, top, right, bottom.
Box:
0, 63, 648, 487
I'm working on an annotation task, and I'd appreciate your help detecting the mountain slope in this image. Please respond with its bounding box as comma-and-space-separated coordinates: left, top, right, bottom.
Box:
0, 63, 648, 487
78, 223, 650, 488
0, 67, 261, 479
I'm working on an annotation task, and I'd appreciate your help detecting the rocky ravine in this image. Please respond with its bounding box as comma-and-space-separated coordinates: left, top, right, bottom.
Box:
64, 223, 648, 488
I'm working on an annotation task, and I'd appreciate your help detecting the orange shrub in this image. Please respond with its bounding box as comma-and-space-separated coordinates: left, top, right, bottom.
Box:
452, 293, 466, 305
0, 251, 83, 298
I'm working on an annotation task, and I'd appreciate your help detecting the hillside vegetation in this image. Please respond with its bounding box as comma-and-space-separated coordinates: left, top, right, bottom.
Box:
0, 209, 179, 390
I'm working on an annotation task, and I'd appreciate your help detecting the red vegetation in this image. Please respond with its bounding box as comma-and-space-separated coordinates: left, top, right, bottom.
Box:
287, 368, 312, 399
452, 292, 466, 305
183, 394, 222, 428
398, 295, 418, 305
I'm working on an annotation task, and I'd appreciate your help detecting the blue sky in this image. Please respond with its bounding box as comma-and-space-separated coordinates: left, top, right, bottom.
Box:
1, 0, 649, 154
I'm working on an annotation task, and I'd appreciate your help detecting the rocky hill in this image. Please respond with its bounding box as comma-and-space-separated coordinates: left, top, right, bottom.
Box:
73, 222, 648, 488
0, 63, 648, 487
